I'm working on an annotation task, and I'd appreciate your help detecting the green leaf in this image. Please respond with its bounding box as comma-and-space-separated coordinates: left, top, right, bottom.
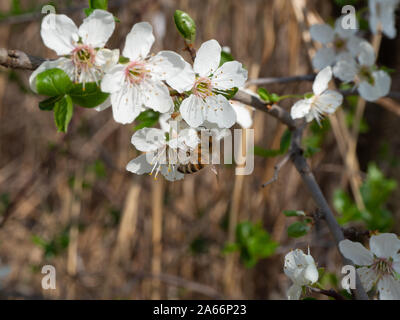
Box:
36, 68, 73, 96
219, 51, 234, 67
69, 82, 109, 108
228, 221, 278, 268
133, 110, 160, 131
257, 88, 271, 102
53, 95, 73, 133
119, 56, 130, 64
39, 95, 63, 111
84, 8, 94, 17
254, 146, 281, 158
215, 87, 238, 100
283, 210, 305, 217
287, 221, 310, 238
280, 130, 292, 153
174, 10, 196, 43
88, 0, 108, 10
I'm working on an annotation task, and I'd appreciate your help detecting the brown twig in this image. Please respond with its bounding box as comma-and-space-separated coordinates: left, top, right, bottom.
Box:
309, 287, 346, 300
262, 153, 291, 187
0, 48, 45, 70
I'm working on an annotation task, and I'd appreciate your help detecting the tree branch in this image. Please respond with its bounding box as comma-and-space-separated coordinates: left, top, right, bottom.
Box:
289, 126, 368, 300
0, 48, 45, 70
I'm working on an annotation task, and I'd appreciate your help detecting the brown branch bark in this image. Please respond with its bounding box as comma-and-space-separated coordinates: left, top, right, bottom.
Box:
0, 48, 45, 70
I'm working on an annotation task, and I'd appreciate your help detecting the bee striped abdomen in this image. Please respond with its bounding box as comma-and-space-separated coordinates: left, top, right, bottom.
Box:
177, 136, 212, 174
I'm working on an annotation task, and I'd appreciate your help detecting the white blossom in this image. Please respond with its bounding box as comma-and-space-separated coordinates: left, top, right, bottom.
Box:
369, 0, 399, 39
167, 39, 248, 129
230, 101, 253, 129
291, 66, 343, 124
284, 249, 319, 300
126, 126, 199, 181
339, 233, 400, 300
310, 17, 363, 70
100, 22, 186, 124
333, 41, 391, 101
30, 10, 118, 92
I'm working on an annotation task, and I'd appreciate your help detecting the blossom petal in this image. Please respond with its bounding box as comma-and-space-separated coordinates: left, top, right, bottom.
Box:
204, 95, 236, 128
357, 41, 376, 67
95, 48, 120, 72
339, 239, 374, 266
357, 266, 377, 292
110, 85, 141, 124
284, 249, 317, 284
212, 61, 248, 90
231, 102, 253, 128
167, 60, 196, 93
369, 233, 400, 259
78, 9, 115, 48
123, 22, 155, 61
29, 57, 74, 93
393, 255, 400, 274
101, 64, 126, 94
358, 70, 391, 102
180, 94, 206, 128
41, 14, 78, 55
290, 99, 311, 120
316, 90, 343, 114
312, 47, 336, 71
310, 24, 334, 44
377, 276, 400, 300
334, 16, 357, 39
333, 57, 358, 82
194, 39, 221, 77
148, 51, 186, 81
287, 284, 302, 300
313, 66, 332, 95
141, 80, 174, 113
161, 166, 185, 182
126, 154, 153, 175
131, 128, 165, 152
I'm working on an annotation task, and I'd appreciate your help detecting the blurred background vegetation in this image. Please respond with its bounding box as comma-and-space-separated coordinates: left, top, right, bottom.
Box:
0, 0, 399, 299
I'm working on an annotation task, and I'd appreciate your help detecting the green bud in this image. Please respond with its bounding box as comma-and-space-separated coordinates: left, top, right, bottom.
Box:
174, 10, 196, 43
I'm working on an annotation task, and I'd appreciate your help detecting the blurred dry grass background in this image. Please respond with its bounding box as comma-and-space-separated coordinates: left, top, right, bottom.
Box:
0, 0, 399, 299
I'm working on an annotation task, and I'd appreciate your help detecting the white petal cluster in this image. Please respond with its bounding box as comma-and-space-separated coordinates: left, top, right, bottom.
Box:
168, 40, 248, 129
310, 17, 363, 70
339, 233, 400, 300
32, 12, 250, 181
333, 41, 391, 101
291, 67, 343, 124
284, 249, 319, 300
30, 10, 118, 91
310, 10, 394, 103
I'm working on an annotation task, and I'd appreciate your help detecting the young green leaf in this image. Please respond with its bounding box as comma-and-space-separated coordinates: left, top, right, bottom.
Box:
287, 221, 310, 238
69, 82, 109, 108
53, 95, 73, 133
174, 10, 196, 43
257, 88, 271, 103
39, 95, 64, 111
36, 68, 73, 96
219, 51, 234, 67
283, 210, 306, 217
88, 0, 108, 10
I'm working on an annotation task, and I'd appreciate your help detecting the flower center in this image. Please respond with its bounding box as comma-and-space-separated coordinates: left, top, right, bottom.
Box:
125, 61, 150, 84
193, 77, 213, 99
372, 257, 394, 277
333, 37, 346, 52
72, 45, 96, 71
358, 66, 375, 85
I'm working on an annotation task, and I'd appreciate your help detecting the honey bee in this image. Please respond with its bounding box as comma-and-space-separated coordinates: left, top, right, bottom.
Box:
177, 134, 215, 175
